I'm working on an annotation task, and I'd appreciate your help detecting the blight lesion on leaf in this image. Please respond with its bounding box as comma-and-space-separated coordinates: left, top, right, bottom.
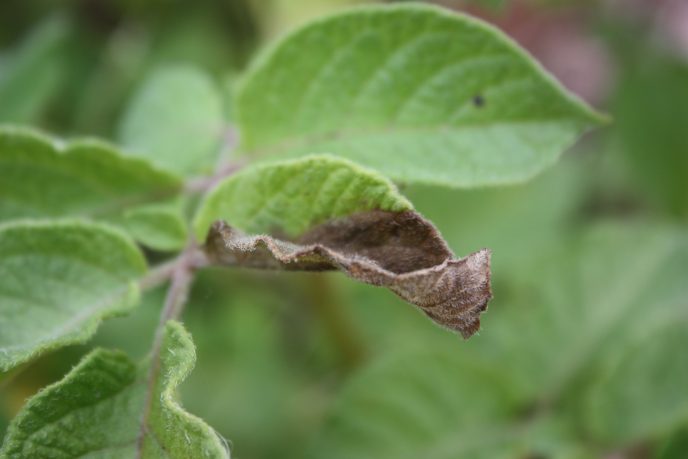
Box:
196, 154, 493, 337
205, 212, 491, 337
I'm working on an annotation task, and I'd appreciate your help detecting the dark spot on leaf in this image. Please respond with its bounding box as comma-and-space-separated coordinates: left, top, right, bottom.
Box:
472, 94, 485, 107
204, 210, 492, 338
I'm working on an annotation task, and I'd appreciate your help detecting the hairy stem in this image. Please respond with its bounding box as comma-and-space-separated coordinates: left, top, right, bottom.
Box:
135, 240, 207, 456
185, 126, 242, 193
135, 125, 237, 455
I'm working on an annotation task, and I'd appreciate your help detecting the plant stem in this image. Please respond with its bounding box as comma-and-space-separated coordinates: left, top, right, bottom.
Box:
135, 240, 207, 456
135, 126, 237, 455
185, 126, 242, 193
184, 160, 246, 193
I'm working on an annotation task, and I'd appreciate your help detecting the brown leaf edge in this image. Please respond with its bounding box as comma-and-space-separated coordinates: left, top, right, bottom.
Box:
204, 210, 492, 338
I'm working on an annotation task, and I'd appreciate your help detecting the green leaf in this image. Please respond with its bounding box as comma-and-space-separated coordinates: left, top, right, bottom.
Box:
118, 65, 226, 176
119, 201, 189, 252
0, 18, 71, 123
486, 225, 688, 443
235, 3, 606, 187
583, 320, 688, 445
0, 126, 183, 248
309, 349, 523, 459
0, 220, 146, 372
310, 224, 688, 455
612, 55, 688, 218
0, 321, 229, 458
193, 154, 411, 240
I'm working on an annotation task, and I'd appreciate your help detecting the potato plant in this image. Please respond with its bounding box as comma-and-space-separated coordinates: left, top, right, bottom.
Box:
2, 3, 686, 459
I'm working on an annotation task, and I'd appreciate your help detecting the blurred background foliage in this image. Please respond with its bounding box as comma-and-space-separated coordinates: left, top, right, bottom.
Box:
1, 0, 687, 458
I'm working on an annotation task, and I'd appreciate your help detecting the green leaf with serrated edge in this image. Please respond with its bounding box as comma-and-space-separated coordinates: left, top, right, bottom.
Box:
118, 65, 225, 176
0, 220, 146, 372
0, 126, 183, 247
119, 201, 188, 252
236, 4, 606, 187
193, 154, 411, 240
0, 321, 229, 459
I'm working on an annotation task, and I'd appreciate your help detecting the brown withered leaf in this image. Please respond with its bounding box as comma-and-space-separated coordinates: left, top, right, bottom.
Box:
204, 210, 491, 338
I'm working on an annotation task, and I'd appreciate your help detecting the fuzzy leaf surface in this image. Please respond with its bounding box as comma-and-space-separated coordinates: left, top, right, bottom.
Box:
236, 4, 606, 187
0, 221, 146, 372
118, 65, 225, 176
0, 321, 229, 459
0, 126, 182, 248
193, 155, 411, 239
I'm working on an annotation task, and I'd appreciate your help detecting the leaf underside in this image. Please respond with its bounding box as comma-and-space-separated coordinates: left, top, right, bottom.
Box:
205, 211, 491, 338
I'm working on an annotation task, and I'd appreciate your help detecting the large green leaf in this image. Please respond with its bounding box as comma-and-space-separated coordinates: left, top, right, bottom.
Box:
0, 126, 183, 248
310, 224, 688, 456
0, 221, 146, 372
236, 4, 606, 187
0, 321, 229, 458
193, 154, 411, 239
118, 65, 226, 176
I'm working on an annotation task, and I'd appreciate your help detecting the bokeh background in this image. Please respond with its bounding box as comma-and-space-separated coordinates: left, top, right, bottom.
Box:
1, 1, 687, 458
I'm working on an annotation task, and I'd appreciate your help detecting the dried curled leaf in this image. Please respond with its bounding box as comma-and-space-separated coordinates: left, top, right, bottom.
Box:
205, 210, 491, 338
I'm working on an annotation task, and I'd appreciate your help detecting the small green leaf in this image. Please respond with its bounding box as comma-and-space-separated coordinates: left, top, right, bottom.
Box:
119, 201, 189, 252
193, 155, 411, 240
0, 321, 229, 458
0, 220, 146, 372
236, 4, 606, 187
0, 126, 183, 248
118, 65, 226, 176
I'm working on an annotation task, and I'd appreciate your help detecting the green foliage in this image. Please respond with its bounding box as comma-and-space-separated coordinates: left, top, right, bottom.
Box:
0, 220, 146, 372
118, 65, 226, 176
4, 2, 682, 458
193, 155, 411, 239
0, 321, 228, 458
0, 18, 70, 124
310, 224, 688, 457
236, 4, 605, 187
119, 201, 189, 251
612, 55, 688, 218
0, 126, 183, 248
